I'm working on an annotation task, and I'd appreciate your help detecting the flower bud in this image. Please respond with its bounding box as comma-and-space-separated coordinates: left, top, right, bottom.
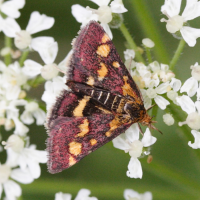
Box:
163, 113, 174, 126
109, 13, 123, 28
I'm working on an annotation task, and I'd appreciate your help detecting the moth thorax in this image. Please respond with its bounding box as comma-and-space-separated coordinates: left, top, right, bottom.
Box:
124, 101, 146, 122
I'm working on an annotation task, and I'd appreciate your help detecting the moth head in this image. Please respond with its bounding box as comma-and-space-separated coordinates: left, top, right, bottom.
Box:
140, 112, 162, 134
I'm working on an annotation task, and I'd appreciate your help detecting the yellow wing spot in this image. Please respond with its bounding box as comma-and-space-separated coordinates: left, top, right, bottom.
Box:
105, 116, 121, 137
69, 156, 76, 166
96, 44, 110, 57
96, 106, 112, 114
76, 119, 89, 137
97, 62, 108, 81
101, 33, 110, 43
87, 76, 95, 86
69, 141, 82, 156
121, 76, 137, 99
112, 61, 120, 68
73, 96, 90, 116
90, 139, 97, 146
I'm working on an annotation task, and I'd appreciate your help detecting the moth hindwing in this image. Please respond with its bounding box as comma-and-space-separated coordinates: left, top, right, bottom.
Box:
46, 21, 155, 174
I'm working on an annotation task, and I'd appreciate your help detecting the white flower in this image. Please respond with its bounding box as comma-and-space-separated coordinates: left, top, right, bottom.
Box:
188, 130, 200, 149
124, 49, 135, 60
113, 124, 157, 179
141, 82, 170, 110
22, 41, 72, 81
6, 144, 47, 179
72, 0, 127, 39
0, 0, 25, 18
42, 76, 69, 110
163, 113, 174, 126
0, 163, 33, 200
161, 0, 200, 46
177, 95, 200, 130
2, 11, 55, 50
0, 61, 28, 100
167, 78, 181, 104
55, 189, 98, 200
2, 134, 24, 153
55, 192, 72, 200
180, 62, 200, 97
22, 44, 68, 81
124, 189, 152, 200
20, 101, 45, 125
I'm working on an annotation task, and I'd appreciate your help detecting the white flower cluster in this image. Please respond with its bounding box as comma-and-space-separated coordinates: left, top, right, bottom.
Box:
113, 124, 157, 179
55, 188, 153, 200
113, 38, 200, 178
0, 0, 67, 199
71, 0, 127, 39
161, 0, 200, 47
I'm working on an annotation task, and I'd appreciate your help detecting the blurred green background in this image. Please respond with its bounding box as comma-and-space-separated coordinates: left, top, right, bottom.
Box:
1, 0, 200, 199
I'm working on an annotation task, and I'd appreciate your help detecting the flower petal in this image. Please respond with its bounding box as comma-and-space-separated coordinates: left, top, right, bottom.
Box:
142, 128, 157, 147
27, 160, 41, 179
154, 95, 170, 110
126, 157, 142, 179
3, 180, 21, 199
22, 59, 42, 77
188, 130, 200, 149
71, 4, 98, 26
182, 0, 200, 21
170, 78, 181, 92
110, 0, 128, 13
26, 11, 55, 34
6, 85, 21, 101
181, 26, 200, 47
195, 101, 200, 114
112, 133, 131, 150
124, 189, 140, 200
100, 23, 113, 39
75, 189, 97, 200
2, 17, 21, 37
161, 0, 182, 17
1, 0, 25, 18
31, 37, 58, 64
32, 109, 46, 125
0, 185, 2, 199
125, 123, 140, 142
20, 111, 34, 125
155, 81, 170, 94
90, 0, 110, 6
176, 95, 196, 114
11, 168, 34, 184
180, 77, 198, 97
55, 192, 72, 200
12, 117, 29, 136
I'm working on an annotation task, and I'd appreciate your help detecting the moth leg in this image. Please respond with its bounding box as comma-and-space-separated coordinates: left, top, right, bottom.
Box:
137, 123, 144, 136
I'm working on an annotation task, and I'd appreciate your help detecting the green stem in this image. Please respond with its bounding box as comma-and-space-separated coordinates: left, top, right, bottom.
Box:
145, 47, 153, 64
120, 23, 145, 63
143, 160, 200, 197
169, 39, 185, 71
4, 36, 12, 66
128, 0, 169, 63
19, 51, 29, 67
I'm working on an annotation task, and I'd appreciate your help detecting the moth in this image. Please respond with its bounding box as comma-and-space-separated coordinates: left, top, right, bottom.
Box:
46, 21, 158, 174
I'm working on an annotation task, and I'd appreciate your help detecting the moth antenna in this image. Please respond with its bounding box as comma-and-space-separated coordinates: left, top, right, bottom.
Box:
147, 104, 156, 111
150, 124, 163, 134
